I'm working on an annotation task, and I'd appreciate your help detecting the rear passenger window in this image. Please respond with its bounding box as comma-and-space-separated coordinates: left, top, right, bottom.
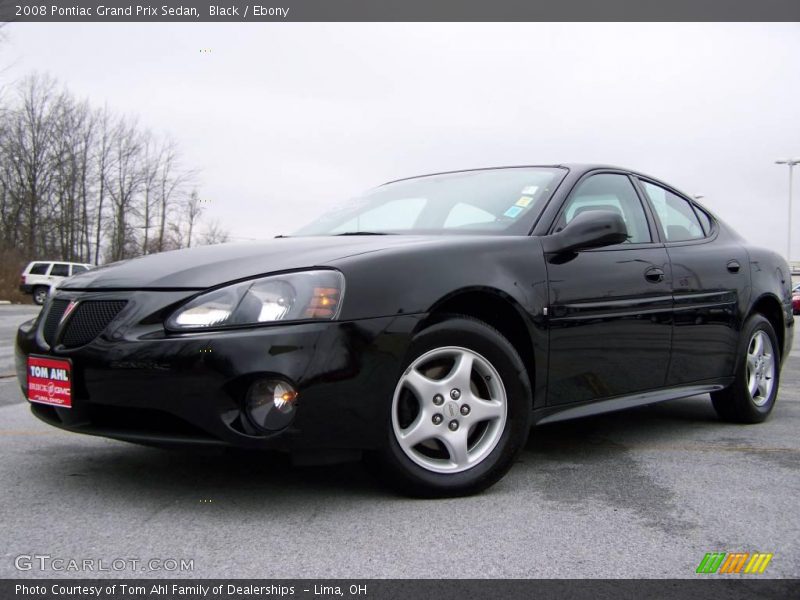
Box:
641, 181, 705, 242
50, 264, 70, 277
694, 207, 713, 235
28, 263, 50, 275
71, 265, 88, 275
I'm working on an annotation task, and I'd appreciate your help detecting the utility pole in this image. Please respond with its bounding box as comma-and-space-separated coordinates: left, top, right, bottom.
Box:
775, 158, 799, 263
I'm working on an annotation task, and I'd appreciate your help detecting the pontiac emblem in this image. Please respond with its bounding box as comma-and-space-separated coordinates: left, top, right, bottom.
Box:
60, 300, 79, 324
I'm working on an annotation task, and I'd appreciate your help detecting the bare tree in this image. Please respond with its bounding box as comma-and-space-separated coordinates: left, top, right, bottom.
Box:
155, 139, 194, 253
0, 70, 223, 302
11, 74, 60, 256
197, 218, 230, 246
73, 99, 96, 262
107, 117, 144, 261
92, 106, 113, 264
139, 131, 161, 254
51, 90, 86, 261
183, 189, 204, 249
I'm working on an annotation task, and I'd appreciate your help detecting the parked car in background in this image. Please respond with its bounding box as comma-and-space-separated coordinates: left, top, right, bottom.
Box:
793, 290, 800, 315
19, 261, 93, 305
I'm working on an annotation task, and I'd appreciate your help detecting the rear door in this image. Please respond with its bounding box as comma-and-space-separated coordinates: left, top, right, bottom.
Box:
545, 172, 673, 405
636, 179, 749, 384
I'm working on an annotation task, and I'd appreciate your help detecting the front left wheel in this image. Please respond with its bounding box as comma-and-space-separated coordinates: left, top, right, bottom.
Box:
370, 316, 532, 497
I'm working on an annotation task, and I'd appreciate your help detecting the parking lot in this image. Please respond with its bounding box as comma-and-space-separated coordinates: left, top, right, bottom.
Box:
0, 304, 798, 578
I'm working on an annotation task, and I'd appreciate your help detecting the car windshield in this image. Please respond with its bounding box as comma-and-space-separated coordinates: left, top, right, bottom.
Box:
294, 167, 565, 236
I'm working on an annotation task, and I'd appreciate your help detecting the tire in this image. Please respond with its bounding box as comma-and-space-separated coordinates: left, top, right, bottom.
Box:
711, 314, 780, 424
33, 286, 49, 306
369, 315, 532, 497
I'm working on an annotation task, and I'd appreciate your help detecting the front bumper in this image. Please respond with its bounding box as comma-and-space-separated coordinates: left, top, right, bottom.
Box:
16, 290, 423, 451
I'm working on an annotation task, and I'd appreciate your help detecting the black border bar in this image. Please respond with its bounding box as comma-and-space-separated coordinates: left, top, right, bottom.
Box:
3, 579, 800, 600
2, 0, 800, 22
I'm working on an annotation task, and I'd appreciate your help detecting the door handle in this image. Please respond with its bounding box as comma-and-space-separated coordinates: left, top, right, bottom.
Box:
645, 267, 665, 283
727, 260, 741, 273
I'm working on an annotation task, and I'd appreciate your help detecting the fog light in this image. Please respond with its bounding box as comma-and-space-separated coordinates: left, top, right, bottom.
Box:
245, 379, 298, 431
273, 382, 299, 412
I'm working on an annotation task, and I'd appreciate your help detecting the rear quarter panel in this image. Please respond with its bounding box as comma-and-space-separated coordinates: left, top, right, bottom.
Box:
746, 245, 795, 361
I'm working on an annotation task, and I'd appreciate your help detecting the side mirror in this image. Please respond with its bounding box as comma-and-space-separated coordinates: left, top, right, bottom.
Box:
542, 210, 629, 254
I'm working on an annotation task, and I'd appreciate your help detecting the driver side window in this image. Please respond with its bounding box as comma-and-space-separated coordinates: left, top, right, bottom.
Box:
556, 174, 651, 244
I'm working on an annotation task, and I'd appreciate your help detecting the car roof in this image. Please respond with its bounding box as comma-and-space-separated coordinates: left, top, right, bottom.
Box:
379, 163, 704, 211
381, 164, 665, 185
26, 260, 92, 266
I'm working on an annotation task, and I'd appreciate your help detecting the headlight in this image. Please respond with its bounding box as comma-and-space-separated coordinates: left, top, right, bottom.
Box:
166, 270, 344, 330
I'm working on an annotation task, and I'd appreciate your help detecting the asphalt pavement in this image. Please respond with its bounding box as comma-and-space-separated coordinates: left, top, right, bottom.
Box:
0, 305, 797, 578
0, 305, 39, 386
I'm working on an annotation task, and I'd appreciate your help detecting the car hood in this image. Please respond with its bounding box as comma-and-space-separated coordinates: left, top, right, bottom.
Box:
60, 236, 445, 290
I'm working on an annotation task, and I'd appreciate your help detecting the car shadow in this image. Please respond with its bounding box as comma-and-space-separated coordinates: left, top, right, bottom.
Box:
40, 441, 392, 503
514, 395, 729, 533
525, 394, 720, 457
18, 395, 731, 507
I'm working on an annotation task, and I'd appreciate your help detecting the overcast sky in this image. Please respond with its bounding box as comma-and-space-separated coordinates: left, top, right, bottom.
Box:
3, 23, 800, 257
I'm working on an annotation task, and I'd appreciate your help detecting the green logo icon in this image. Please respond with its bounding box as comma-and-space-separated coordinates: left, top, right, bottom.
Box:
696, 552, 773, 574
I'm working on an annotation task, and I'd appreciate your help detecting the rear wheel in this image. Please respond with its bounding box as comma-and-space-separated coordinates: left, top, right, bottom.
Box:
371, 316, 531, 497
711, 314, 780, 423
33, 286, 49, 305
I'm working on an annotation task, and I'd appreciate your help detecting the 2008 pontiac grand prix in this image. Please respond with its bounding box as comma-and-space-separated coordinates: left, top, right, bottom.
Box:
16, 165, 794, 496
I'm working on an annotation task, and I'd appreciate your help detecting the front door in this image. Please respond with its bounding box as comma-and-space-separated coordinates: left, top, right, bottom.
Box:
545, 172, 673, 405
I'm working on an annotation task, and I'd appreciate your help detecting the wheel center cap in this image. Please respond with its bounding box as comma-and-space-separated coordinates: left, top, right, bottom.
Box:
443, 401, 459, 419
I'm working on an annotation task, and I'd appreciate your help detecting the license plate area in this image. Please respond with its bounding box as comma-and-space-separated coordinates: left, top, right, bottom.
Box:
27, 355, 72, 408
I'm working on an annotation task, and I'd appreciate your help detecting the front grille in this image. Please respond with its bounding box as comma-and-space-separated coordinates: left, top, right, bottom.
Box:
61, 300, 128, 348
42, 299, 70, 345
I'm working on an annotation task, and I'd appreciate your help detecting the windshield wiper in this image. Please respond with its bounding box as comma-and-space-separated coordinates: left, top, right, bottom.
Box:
334, 231, 393, 236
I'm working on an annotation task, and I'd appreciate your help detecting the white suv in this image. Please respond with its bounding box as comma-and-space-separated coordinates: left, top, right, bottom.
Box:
20, 261, 93, 305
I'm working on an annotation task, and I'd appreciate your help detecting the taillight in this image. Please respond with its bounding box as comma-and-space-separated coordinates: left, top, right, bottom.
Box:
20, 275, 26, 284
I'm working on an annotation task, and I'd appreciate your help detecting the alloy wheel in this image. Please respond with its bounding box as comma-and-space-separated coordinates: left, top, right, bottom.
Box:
391, 346, 507, 474
746, 330, 775, 407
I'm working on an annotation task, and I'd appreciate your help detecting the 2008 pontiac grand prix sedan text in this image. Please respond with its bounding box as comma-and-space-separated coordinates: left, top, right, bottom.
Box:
15, 165, 794, 496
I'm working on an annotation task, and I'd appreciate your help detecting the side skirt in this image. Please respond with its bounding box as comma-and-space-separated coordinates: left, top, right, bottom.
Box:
532, 379, 734, 426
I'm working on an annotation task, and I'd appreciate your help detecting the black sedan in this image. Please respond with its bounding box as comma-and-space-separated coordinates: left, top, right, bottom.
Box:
15, 165, 795, 496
